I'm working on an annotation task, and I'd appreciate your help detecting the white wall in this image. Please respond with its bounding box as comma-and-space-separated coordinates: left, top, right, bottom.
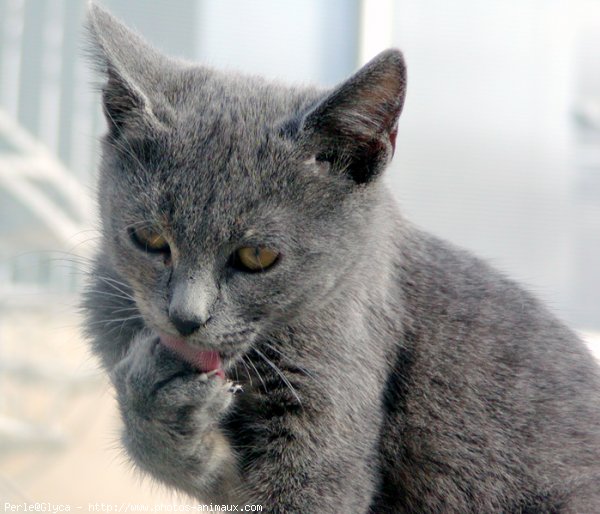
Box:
373, 0, 599, 328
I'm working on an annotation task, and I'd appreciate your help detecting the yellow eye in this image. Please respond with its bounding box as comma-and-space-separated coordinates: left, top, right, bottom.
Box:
129, 227, 170, 253
235, 246, 279, 272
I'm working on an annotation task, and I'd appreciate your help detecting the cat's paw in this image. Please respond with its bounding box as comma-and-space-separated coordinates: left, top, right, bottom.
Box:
110, 332, 236, 476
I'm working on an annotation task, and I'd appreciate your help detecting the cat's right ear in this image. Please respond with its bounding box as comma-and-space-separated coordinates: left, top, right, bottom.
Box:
86, 2, 172, 135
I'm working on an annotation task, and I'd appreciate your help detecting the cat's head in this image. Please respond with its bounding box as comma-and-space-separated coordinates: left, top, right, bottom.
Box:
87, 4, 406, 367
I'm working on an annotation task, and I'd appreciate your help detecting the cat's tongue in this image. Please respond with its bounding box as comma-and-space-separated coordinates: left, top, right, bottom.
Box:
160, 335, 224, 378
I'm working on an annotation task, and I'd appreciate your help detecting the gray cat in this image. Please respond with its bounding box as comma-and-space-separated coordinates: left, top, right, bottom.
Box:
83, 4, 600, 512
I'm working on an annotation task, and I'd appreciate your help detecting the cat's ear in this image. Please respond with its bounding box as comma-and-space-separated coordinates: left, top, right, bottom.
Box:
301, 49, 406, 184
86, 2, 172, 135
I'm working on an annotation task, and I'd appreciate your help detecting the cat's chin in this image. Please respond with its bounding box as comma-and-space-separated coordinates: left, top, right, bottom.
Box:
159, 334, 226, 379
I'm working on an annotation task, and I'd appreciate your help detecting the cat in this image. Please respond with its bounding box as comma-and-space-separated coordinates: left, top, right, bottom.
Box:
83, 4, 600, 513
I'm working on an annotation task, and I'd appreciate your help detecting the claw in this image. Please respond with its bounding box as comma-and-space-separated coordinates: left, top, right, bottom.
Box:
228, 383, 243, 394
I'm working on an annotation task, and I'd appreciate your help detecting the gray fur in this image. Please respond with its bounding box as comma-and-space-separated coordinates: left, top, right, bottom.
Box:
83, 4, 600, 512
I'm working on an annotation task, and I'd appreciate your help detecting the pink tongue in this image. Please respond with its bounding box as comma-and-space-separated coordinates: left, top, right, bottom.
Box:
160, 335, 223, 378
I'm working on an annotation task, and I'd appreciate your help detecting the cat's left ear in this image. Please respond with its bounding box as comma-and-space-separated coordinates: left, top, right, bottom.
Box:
301, 49, 406, 184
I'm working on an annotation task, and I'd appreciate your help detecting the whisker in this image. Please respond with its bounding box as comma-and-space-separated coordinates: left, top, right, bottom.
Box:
87, 315, 144, 327
93, 276, 135, 300
101, 320, 142, 338
238, 356, 254, 387
245, 354, 267, 393
252, 348, 302, 406
261, 341, 318, 382
83, 289, 135, 303
110, 305, 140, 315
95, 274, 133, 292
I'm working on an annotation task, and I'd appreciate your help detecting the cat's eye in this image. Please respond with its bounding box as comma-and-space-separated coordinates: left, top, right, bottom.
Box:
232, 246, 280, 272
128, 226, 170, 254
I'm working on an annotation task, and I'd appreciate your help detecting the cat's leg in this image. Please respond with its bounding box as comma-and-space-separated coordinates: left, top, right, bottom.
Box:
112, 331, 378, 511
111, 331, 240, 502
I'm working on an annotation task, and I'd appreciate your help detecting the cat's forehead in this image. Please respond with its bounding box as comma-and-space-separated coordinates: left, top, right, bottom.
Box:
159, 102, 288, 188
174, 68, 317, 135
121, 94, 313, 242
149, 72, 297, 167
142, 72, 317, 199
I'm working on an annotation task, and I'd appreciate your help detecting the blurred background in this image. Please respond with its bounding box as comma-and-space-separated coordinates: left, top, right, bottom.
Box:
0, 0, 599, 506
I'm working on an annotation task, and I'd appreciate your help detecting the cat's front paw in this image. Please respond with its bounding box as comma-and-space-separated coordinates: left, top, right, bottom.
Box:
111, 333, 236, 482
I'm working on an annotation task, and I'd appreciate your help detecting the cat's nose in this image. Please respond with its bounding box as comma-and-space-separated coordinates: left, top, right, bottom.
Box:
169, 312, 205, 337
168, 273, 216, 337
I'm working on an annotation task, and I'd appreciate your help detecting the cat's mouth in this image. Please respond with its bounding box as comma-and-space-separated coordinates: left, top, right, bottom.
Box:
160, 334, 226, 379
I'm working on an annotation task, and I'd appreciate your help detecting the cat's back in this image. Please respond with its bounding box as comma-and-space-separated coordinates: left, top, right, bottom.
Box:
375, 223, 600, 512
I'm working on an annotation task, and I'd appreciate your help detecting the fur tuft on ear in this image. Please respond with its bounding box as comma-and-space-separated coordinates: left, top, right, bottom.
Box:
302, 49, 407, 184
86, 2, 172, 134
